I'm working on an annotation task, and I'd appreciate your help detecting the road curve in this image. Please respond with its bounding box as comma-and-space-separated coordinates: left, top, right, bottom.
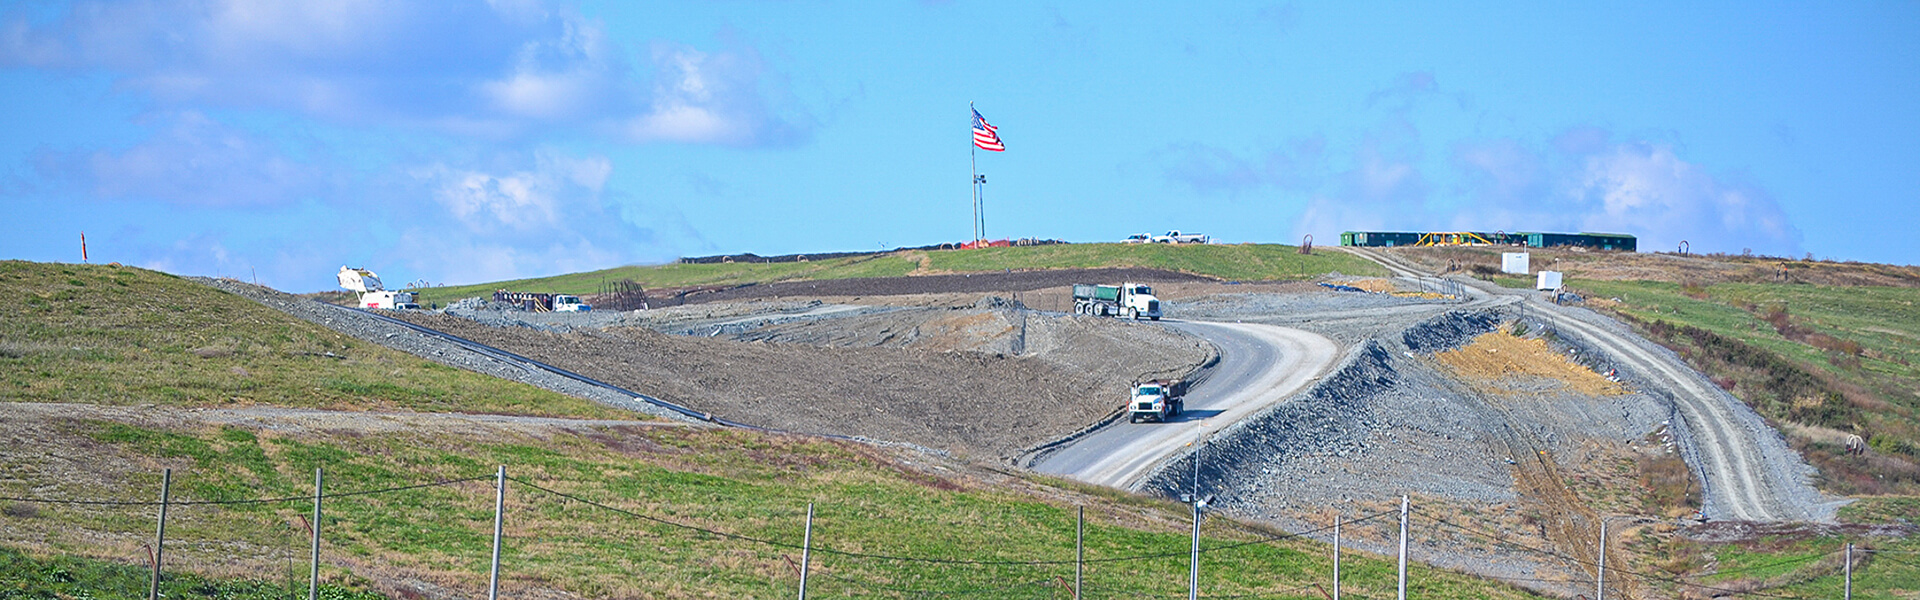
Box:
1032, 321, 1339, 489
1337, 246, 1826, 521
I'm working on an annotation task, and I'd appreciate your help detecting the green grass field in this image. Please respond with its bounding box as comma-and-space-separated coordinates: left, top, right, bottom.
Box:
421, 253, 920, 302
1, 420, 1553, 599
414, 243, 1386, 303
0, 261, 630, 419
1569, 277, 1920, 494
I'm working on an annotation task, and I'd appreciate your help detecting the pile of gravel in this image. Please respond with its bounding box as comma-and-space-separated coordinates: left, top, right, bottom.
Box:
443, 296, 490, 311
1401, 310, 1502, 352
1142, 340, 1395, 504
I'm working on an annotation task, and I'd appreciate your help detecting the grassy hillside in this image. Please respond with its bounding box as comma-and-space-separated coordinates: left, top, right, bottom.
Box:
0, 417, 1554, 599
416, 243, 1385, 303
421, 253, 919, 302
921, 243, 1382, 281
1569, 278, 1920, 494
0, 261, 629, 419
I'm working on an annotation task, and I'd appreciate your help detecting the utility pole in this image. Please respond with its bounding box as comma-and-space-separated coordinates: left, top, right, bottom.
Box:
1333, 515, 1342, 600
1396, 495, 1408, 600
798, 503, 814, 600
1075, 506, 1084, 600
309, 468, 323, 600
1188, 437, 1205, 600
149, 469, 171, 600
1597, 519, 1607, 600
488, 466, 505, 600
1845, 542, 1853, 600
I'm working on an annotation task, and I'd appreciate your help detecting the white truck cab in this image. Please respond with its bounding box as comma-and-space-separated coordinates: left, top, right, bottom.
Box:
553, 294, 592, 312
1128, 379, 1185, 423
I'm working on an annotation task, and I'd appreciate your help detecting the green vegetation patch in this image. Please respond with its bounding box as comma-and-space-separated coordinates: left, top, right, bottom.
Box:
923, 243, 1384, 281
0, 545, 387, 600
1, 420, 1547, 599
0, 260, 631, 419
422, 254, 918, 301
414, 243, 1384, 304
1571, 278, 1920, 494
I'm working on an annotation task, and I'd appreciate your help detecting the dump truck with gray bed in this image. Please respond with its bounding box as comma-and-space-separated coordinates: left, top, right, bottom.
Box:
1073, 282, 1162, 320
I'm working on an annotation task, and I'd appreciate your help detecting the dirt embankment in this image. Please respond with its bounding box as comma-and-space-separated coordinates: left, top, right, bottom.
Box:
392, 302, 1212, 461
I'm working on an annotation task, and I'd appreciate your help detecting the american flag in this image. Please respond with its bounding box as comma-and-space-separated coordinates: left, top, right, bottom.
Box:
972, 108, 1005, 152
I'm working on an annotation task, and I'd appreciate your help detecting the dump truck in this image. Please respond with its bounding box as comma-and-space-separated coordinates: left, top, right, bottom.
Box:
493, 291, 592, 312
337, 266, 416, 309
1128, 379, 1187, 423
1072, 282, 1162, 320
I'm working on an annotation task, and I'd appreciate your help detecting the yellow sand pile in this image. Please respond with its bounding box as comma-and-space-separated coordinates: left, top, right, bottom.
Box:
1347, 278, 1397, 293
1436, 329, 1628, 396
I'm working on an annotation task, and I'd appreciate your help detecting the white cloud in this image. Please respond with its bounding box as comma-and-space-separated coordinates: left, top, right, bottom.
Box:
2, 0, 811, 146
625, 41, 807, 146
394, 149, 683, 285
1568, 143, 1799, 255
1281, 118, 1801, 257
416, 151, 610, 233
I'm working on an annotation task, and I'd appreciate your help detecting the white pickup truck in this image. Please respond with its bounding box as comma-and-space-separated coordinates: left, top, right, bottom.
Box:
1151, 230, 1210, 244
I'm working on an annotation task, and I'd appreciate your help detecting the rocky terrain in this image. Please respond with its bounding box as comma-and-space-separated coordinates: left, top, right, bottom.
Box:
205, 265, 1845, 597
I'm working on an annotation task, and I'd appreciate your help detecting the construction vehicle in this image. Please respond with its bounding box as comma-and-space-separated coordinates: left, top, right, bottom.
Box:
553, 294, 591, 312
1072, 282, 1162, 320
1151, 230, 1209, 244
337, 266, 416, 309
493, 290, 592, 312
1128, 379, 1187, 423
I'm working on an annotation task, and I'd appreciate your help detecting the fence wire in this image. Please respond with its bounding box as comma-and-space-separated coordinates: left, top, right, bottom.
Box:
1, 469, 1899, 599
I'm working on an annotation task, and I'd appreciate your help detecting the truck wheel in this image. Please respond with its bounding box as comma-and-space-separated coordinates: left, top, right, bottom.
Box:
1126, 308, 1137, 320
1150, 316, 1161, 321
1129, 415, 1138, 423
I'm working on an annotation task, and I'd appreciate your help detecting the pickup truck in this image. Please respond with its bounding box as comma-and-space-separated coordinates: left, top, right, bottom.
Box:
1122, 233, 1153, 244
1151, 230, 1210, 244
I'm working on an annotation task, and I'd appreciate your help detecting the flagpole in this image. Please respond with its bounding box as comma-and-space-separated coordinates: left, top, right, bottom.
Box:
970, 103, 981, 244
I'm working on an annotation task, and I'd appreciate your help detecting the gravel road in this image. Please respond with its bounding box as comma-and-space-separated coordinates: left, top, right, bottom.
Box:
1337, 246, 1838, 522
1029, 321, 1339, 488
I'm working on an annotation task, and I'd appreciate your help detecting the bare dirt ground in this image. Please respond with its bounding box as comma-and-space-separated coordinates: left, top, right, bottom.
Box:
393, 302, 1212, 461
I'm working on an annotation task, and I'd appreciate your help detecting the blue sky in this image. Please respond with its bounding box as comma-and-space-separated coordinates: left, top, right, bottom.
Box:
3, 2, 1916, 291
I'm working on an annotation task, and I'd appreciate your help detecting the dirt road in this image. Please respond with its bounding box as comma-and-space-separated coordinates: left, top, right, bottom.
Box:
1030, 321, 1339, 489
1337, 246, 1833, 521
